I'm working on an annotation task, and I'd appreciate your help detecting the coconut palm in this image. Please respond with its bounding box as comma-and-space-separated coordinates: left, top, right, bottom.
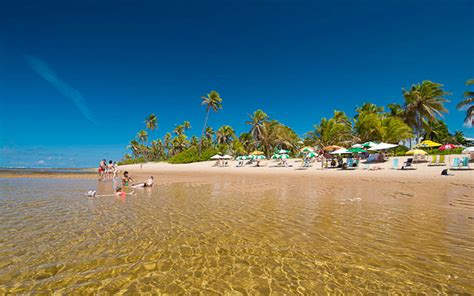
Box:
403, 80, 450, 143
457, 79, 474, 127
309, 111, 353, 147
246, 109, 269, 148
183, 121, 191, 130
199, 90, 223, 155
127, 139, 141, 158
381, 116, 413, 143
239, 132, 253, 153
145, 114, 157, 132
164, 133, 172, 157
173, 125, 184, 136
136, 130, 148, 144
387, 103, 405, 118
216, 125, 235, 145
453, 130, 467, 145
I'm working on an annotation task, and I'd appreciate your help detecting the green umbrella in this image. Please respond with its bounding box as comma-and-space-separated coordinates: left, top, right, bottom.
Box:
271, 154, 280, 159
305, 152, 317, 158
348, 147, 367, 153
253, 155, 266, 160
278, 154, 289, 159
362, 141, 377, 148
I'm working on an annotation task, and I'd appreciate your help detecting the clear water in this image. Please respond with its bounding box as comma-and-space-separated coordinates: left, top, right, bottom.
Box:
0, 176, 473, 294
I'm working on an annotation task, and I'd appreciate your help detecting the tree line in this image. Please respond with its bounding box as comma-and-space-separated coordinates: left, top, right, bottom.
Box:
123, 79, 473, 163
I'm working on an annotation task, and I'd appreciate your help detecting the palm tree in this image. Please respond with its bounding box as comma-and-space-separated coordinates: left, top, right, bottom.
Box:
127, 140, 141, 158
239, 132, 253, 153
173, 125, 184, 136
204, 127, 215, 147
136, 130, 148, 144
457, 79, 474, 127
183, 121, 191, 130
380, 116, 413, 143
216, 125, 235, 145
199, 90, 223, 155
246, 109, 269, 148
164, 133, 172, 158
145, 114, 157, 132
387, 103, 405, 118
453, 130, 467, 145
403, 80, 450, 144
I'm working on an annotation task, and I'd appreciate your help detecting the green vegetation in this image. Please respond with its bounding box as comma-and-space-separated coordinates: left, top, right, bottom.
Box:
121, 81, 472, 164
168, 147, 219, 164
457, 79, 474, 127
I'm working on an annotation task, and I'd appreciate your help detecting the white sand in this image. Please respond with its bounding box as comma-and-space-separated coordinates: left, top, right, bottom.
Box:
118, 155, 474, 184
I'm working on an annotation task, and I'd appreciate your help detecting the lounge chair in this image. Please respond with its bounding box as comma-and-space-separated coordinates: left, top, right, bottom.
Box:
392, 158, 399, 169
401, 158, 416, 170
438, 155, 446, 166
428, 155, 438, 166
451, 157, 471, 170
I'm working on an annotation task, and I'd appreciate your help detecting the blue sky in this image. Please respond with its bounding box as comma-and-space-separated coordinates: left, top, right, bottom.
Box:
1, 0, 473, 168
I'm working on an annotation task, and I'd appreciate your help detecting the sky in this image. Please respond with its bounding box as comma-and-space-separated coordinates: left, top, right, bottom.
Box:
0, 0, 473, 168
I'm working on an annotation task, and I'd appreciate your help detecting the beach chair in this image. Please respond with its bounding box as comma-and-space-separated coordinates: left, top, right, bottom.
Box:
401, 158, 416, 170
438, 155, 446, 166
392, 158, 399, 169
452, 157, 471, 170
428, 155, 438, 166
451, 158, 460, 168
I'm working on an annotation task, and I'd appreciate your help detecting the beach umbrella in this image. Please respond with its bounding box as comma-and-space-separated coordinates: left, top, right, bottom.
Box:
351, 144, 363, 148
300, 146, 315, 153
406, 149, 427, 155
324, 145, 344, 152
462, 147, 474, 154
278, 149, 289, 154
210, 154, 222, 160
368, 143, 398, 151
221, 155, 232, 159
361, 141, 377, 148
271, 154, 280, 159
253, 155, 266, 160
415, 140, 442, 148
438, 144, 456, 151
348, 147, 367, 153
277, 154, 289, 159
251, 150, 264, 155
306, 152, 317, 158
330, 148, 351, 154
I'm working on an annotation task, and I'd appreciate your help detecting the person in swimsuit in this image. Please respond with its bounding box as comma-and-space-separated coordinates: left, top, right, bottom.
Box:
107, 160, 114, 180
132, 176, 154, 188
122, 171, 134, 187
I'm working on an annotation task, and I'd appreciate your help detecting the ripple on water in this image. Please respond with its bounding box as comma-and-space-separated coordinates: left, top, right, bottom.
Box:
0, 177, 473, 294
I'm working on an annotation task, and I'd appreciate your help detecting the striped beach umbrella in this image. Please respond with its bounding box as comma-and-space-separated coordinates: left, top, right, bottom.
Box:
306, 152, 317, 158
253, 155, 266, 160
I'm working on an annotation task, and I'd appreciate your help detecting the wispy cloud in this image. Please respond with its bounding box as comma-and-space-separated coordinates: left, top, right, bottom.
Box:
25, 55, 97, 124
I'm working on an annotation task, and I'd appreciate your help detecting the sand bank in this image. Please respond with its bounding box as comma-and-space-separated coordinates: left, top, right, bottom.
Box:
118, 155, 474, 185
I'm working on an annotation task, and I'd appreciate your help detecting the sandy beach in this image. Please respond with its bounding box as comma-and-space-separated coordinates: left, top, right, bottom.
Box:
116, 155, 474, 184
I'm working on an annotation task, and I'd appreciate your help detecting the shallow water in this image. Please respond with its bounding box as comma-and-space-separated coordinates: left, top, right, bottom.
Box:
0, 176, 473, 294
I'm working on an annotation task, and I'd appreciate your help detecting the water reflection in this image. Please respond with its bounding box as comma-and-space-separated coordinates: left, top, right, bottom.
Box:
0, 176, 473, 294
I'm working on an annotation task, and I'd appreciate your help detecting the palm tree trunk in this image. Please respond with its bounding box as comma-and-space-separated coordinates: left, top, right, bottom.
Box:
199, 109, 210, 156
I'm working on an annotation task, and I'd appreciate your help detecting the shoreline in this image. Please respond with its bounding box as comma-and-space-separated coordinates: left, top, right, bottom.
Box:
2, 156, 473, 185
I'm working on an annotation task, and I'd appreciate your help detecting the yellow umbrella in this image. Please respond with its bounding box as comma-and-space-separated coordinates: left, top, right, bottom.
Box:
406, 149, 428, 155
250, 150, 264, 155
415, 140, 442, 148
323, 145, 344, 152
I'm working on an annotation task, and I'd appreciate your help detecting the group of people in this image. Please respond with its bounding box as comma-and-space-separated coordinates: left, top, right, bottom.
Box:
89, 159, 154, 197
98, 159, 118, 180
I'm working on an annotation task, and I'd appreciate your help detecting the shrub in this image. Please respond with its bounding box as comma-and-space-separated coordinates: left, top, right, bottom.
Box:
168, 147, 220, 164
117, 157, 146, 165
427, 147, 463, 155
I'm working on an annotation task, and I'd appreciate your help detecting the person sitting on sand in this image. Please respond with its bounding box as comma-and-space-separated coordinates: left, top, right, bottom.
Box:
122, 171, 134, 187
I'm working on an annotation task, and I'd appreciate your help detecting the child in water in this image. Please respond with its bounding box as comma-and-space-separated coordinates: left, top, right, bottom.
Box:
122, 171, 134, 187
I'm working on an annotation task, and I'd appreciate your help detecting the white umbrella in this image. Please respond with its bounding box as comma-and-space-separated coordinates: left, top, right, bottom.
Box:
368, 143, 398, 151
210, 154, 222, 160
352, 144, 363, 148
278, 149, 289, 154
462, 147, 474, 154
221, 155, 232, 159
330, 148, 350, 154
